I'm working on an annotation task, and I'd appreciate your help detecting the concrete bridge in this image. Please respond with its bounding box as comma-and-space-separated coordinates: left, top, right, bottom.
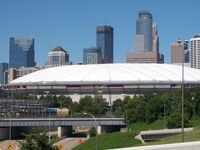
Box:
0, 117, 125, 140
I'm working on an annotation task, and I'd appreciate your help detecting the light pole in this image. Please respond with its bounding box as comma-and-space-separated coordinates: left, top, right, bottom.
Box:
164, 97, 166, 129
9, 113, 11, 141
83, 113, 98, 150
178, 39, 184, 142
9, 105, 13, 141
48, 109, 51, 143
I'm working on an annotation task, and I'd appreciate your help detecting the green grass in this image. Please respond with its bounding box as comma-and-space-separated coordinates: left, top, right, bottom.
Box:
130, 119, 165, 133
144, 128, 200, 145
73, 119, 200, 150
73, 132, 141, 150
73, 119, 165, 150
191, 118, 200, 127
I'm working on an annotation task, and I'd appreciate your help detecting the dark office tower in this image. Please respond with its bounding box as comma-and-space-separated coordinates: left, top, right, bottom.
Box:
96, 25, 113, 63
184, 40, 190, 63
135, 11, 153, 52
0, 63, 8, 85
9, 37, 35, 68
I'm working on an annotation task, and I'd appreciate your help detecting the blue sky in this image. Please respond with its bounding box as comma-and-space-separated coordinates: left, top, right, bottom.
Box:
0, 0, 199, 65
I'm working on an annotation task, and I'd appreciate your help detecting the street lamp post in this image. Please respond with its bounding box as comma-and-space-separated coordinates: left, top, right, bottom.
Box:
9, 106, 13, 141
164, 98, 166, 129
48, 109, 51, 143
9, 113, 11, 141
178, 39, 184, 142
182, 42, 185, 142
83, 113, 98, 150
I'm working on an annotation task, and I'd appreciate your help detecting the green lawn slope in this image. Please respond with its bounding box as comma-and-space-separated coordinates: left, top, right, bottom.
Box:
73, 119, 165, 150
73, 132, 140, 150
73, 119, 200, 150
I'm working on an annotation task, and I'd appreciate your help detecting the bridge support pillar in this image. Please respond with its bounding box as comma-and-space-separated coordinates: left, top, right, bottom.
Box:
58, 126, 72, 137
0, 127, 9, 140
97, 125, 122, 134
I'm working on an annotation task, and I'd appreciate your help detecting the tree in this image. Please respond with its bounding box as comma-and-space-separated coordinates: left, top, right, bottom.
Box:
92, 95, 109, 115
57, 96, 73, 109
19, 133, 35, 150
146, 94, 162, 122
79, 95, 94, 113
167, 112, 191, 129
71, 101, 81, 113
19, 131, 58, 150
112, 99, 124, 117
125, 96, 147, 123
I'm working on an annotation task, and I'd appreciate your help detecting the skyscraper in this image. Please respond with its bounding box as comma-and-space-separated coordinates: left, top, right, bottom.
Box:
96, 25, 113, 63
0, 63, 8, 85
9, 37, 35, 68
127, 11, 164, 63
47, 46, 71, 67
171, 40, 184, 64
152, 23, 159, 53
184, 40, 190, 63
83, 47, 102, 64
135, 11, 153, 52
190, 35, 200, 69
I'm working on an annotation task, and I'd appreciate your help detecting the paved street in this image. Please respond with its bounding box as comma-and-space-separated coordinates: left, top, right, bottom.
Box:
55, 137, 87, 150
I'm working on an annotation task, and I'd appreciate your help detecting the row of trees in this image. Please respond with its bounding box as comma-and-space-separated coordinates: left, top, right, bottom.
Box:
37, 88, 200, 128
112, 88, 200, 128
3, 88, 200, 128
40, 95, 109, 116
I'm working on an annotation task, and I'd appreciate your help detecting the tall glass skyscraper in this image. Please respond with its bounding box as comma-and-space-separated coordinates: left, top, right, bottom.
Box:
9, 37, 35, 68
96, 25, 113, 63
0, 63, 8, 85
135, 11, 153, 52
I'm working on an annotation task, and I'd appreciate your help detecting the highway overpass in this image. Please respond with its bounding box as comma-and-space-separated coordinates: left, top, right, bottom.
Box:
0, 117, 125, 140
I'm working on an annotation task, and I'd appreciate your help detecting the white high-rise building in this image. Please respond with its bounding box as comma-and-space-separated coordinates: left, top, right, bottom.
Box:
47, 46, 71, 67
190, 35, 200, 69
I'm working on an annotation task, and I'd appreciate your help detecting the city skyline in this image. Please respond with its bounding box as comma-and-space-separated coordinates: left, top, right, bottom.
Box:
0, 0, 200, 65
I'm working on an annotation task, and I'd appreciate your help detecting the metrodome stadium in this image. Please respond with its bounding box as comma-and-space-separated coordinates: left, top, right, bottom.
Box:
4, 63, 200, 103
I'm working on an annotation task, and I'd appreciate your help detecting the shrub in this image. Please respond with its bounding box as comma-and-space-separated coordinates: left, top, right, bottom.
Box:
167, 112, 191, 129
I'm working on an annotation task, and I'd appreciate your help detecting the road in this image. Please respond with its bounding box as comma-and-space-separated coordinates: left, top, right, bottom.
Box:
55, 137, 87, 150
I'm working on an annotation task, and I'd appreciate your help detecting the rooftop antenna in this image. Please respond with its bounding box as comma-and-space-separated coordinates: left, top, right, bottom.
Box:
177, 38, 181, 45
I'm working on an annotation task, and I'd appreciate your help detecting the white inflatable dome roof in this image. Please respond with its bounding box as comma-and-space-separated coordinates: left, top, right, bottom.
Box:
9, 63, 200, 86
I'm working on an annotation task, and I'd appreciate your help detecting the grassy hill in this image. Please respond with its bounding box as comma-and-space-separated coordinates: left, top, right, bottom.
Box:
73, 132, 141, 150
73, 119, 200, 150
73, 119, 165, 150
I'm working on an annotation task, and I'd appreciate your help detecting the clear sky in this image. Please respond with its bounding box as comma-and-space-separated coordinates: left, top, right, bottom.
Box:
0, 0, 199, 65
